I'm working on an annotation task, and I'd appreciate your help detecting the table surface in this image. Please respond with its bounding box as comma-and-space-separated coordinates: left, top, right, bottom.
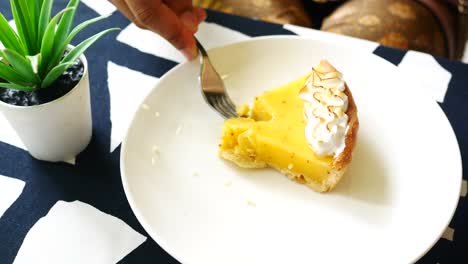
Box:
0, 1, 467, 263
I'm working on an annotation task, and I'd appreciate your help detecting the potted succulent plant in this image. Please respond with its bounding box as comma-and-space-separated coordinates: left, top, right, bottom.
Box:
0, 0, 118, 162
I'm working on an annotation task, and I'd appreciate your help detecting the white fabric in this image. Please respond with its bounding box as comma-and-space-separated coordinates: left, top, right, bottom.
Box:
108, 62, 159, 152
195, 22, 250, 49
81, 0, 117, 16
461, 180, 467, 197
442, 227, 455, 241
0, 175, 25, 218
64, 158, 76, 165
398, 51, 452, 103
117, 23, 186, 63
14, 201, 146, 264
117, 22, 250, 63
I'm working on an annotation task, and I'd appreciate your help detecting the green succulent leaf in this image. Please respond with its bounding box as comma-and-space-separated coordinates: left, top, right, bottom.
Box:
62, 28, 119, 65
10, 0, 32, 54
38, 0, 45, 12
56, 0, 80, 38
0, 13, 25, 54
0, 62, 35, 87
0, 82, 34, 92
39, 7, 75, 77
37, 0, 54, 49
65, 15, 110, 48
13, 0, 39, 53
1, 49, 40, 83
33, 0, 41, 24
2, 0, 115, 92
22, 0, 39, 52
49, 15, 112, 71
41, 62, 74, 88
51, 0, 79, 64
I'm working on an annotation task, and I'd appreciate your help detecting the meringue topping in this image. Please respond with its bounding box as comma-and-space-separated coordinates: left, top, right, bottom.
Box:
299, 60, 349, 158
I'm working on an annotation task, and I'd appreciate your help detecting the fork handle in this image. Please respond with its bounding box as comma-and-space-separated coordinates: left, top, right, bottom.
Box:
195, 38, 208, 57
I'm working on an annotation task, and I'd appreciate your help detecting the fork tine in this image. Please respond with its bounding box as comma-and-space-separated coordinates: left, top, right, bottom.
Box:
217, 95, 237, 117
219, 96, 238, 117
206, 96, 225, 114
207, 95, 235, 118
210, 95, 236, 118
224, 96, 237, 112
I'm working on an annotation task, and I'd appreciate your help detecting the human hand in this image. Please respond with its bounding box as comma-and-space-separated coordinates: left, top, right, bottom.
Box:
109, 0, 206, 60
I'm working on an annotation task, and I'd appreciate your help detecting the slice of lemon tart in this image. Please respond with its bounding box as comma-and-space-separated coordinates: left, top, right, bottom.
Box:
219, 60, 359, 192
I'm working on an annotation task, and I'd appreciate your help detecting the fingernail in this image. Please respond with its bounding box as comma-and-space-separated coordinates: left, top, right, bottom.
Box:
181, 12, 198, 32
181, 45, 198, 60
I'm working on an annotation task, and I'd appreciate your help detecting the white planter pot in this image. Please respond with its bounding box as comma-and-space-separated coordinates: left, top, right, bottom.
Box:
0, 53, 92, 162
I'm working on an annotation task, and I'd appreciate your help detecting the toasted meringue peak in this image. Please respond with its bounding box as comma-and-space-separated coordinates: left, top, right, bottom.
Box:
299, 60, 349, 158
315, 60, 337, 73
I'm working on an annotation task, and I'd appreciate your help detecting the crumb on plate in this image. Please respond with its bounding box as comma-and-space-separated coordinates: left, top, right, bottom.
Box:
152, 145, 160, 155
247, 200, 256, 207
175, 125, 183, 135
141, 104, 150, 110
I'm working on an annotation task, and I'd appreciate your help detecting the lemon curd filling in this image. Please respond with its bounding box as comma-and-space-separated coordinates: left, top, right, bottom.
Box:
219, 60, 357, 192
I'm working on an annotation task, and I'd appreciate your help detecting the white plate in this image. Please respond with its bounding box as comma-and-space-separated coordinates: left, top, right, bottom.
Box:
121, 36, 462, 264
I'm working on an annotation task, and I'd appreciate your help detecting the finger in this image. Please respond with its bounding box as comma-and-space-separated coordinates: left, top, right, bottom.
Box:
193, 7, 207, 23
108, 0, 140, 27
179, 8, 207, 33
164, 0, 204, 32
163, 0, 193, 15
124, 0, 198, 59
180, 11, 199, 32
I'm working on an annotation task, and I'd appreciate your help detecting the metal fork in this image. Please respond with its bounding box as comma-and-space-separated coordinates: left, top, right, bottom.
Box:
196, 39, 238, 119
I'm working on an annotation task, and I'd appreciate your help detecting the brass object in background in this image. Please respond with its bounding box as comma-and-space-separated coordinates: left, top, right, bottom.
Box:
193, 0, 313, 27
321, 0, 447, 57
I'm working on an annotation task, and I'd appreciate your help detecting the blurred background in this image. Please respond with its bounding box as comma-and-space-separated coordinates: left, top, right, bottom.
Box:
194, 0, 468, 61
